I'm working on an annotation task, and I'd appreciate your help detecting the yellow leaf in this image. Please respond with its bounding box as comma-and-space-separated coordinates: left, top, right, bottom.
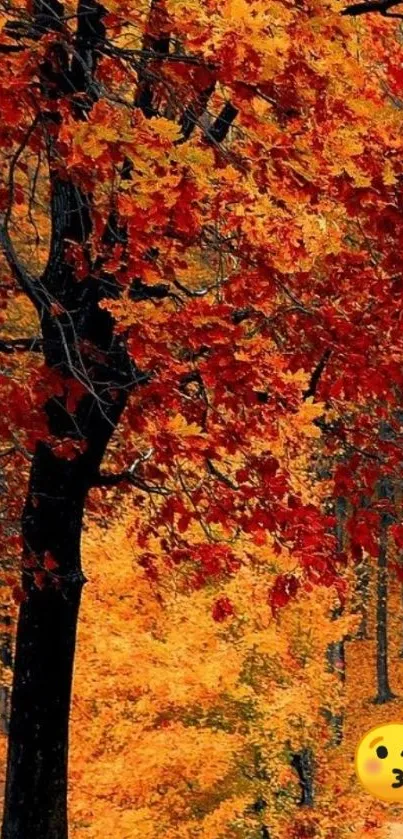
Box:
167, 414, 203, 436
383, 159, 398, 186
150, 117, 182, 143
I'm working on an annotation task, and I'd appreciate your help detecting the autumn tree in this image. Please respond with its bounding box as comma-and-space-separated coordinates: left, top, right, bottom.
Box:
1, 0, 403, 838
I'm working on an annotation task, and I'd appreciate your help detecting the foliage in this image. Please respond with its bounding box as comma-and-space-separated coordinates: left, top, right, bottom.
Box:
1, 0, 403, 837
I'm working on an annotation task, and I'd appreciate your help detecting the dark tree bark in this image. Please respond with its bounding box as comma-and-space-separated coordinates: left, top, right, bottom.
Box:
291, 748, 314, 806
2, 448, 86, 839
354, 556, 371, 640
374, 479, 396, 704
374, 516, 395, 703
323, 496, 348, 745
2, 380, 134, 837
325, 634, 345, 746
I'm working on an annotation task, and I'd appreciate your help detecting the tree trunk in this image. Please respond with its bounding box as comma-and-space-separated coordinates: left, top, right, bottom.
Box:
324, 496, 347, 745
325, 635, 345, 745
354, 557, 370, 639
291, 748, 314, 806
3, 589, 82, 839
2, 444, 89, 839
1, 359, 135, 839
374, 512, 396, 703
1, 0, 136, 824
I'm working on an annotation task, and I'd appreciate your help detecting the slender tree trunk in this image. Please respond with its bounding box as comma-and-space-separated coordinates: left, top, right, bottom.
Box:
374, 512, 395, 703
354, 557, 371, 639
324, 496, 347, 745
325, 635, 345, 745
291, 748, 314, 806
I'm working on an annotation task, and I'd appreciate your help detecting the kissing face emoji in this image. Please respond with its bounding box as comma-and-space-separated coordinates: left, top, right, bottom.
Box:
355, 723, 403, 802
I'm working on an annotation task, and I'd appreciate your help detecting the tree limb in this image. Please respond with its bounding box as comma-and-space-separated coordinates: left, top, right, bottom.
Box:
0, 43, 25, 53
92, 468, 170, 494
0, 225, 45, 311
303, 349, 331, 401
207, 102, 238, 143
177, 82, 215, 142
342, 0, 403, 16
0, 338, 43, 354
206, 458, 239, 490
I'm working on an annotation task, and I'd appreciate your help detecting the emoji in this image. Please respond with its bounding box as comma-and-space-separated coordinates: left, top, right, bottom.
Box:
355, 723, 403, 802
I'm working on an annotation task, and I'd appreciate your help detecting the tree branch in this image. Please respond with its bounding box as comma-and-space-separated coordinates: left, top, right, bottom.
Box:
342, 0, 403, 15
92, 470, 170, 494
134, 0, 171, 118
92, 450, 169, 494
0, 338, 43, 354
0, 225, 45, 311
178, 82, 215, 142
206, 458, 239, 490
0, 112, 47, 311
128, 278, 171, 301
207, 102, 238, 143
0, 43, 25, 53
303, 349, 331, 401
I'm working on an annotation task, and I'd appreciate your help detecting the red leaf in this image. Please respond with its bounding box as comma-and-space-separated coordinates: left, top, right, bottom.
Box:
391, 523, 403, 551
43, 552, 58, 571
12, 585, 26, 604
269, 574, 300, 616
391, 562, 403, 583
212, 597, 235, 622
33, 571, 47, 590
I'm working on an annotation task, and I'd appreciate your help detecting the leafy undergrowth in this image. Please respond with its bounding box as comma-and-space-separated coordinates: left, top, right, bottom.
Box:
64, 518, 403, 839
2, 519, 403, 838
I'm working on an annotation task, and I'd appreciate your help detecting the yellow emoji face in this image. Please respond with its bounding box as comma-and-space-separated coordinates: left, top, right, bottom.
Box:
355, 724, 403, 802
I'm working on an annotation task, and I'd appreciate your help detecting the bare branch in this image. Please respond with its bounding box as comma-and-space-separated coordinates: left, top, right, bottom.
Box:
0, 113, 47, 310
207, 102, 238, 143
303, 349, 331, 401
92, 448, 169, 493
0, 43, 25, 53
342, 0, 403, 15
0, 338, 43, 354
206, 458, 239, 491
92, 469, 170, 494
0, 225, 45, 310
